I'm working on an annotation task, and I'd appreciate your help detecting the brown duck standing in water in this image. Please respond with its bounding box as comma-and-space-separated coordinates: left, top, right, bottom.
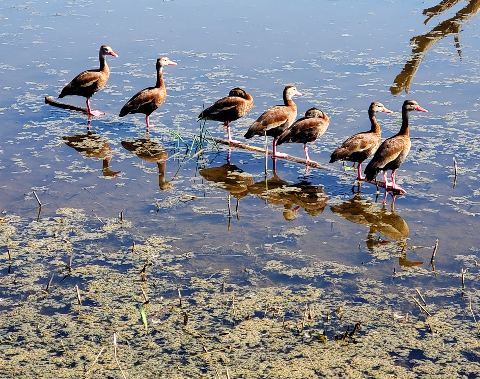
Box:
330, 102, 392, 180
59, 45, 118, 117
276, 107, 330, 164
198, 87, 254, 144
244, 85, 302, 158
119, 57, 177, 130
364, 100, 427, 194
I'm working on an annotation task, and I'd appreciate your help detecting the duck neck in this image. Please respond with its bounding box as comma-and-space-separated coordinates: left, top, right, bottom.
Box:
99, 52, 109, 73
399, 107, 410, 136
368, 109, 381, 133
156, 66, 164, 88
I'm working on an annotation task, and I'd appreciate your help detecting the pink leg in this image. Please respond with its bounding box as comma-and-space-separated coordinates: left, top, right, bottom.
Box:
390, 171, 406, 194
272, 139, 288, 158
225, 122, 241, 144
357, 163, 365, 181
86, 98, 104, 117
304, 144, 317, 164
383, 171, 391, 188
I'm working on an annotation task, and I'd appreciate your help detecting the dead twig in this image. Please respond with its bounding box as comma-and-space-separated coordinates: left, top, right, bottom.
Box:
412, 296, 431, 317
113, 332, 127, 379
453, 156, 458, 189
32, 191, 42, 207
415, 288, 427, 306
85, 346, 105, 376
75, 285, 82, 306
430, 239, 438, 263
468, 297, 480, 335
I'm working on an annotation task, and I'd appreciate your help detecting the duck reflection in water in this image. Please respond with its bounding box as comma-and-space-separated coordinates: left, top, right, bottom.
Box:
63, 130, 120, 178
121, 137, 172, 191
248, 173, 328, 221
199, 152, 254, 228
330, 193, 423, 268
391, 0, 480, 95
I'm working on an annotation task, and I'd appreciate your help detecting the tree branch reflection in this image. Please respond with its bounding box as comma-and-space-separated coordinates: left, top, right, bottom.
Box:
391, 0, 480, 95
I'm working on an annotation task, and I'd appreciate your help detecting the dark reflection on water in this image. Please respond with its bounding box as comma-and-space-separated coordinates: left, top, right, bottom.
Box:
63, 130, 121, 178
391, 0, 480, 94
331, 193, 423, 268
200, 162, 328, 222
122, 137, 172, 191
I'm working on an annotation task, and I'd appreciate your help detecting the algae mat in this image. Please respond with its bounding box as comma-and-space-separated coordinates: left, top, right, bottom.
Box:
1, 208, 480, 378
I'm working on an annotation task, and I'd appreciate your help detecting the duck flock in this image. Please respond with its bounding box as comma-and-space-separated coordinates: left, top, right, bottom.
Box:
53, 45, 428, 195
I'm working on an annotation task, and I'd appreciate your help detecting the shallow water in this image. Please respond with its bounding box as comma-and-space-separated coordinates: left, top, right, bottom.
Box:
2, 0, 480, 376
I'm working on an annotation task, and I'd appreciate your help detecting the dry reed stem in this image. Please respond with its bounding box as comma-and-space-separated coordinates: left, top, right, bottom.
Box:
415, 288, 427, 306
412, 296, 431, 317
468, 298, 480, 335
453, 157, 458, 189
140, 286, 149, 304
75, 285, 82, 306
431, 239, 439, 263
85, 346, 105, 376
113, 332, 127, 379
32, 191, 42, 207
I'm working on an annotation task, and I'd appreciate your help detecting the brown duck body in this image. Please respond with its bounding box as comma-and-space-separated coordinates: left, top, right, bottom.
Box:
276, 107, 329, 163
199, 88, 253, 124
199, 88, 254, 143
119, 57, 177, 129
244, 85, 301, 157
330, 102, 392, 180
364, 100, 427, 193
59, 45, 118, 116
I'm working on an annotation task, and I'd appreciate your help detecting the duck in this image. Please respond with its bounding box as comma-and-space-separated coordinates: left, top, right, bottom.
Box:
330, 102, 392, 180
58, 45, 118, 117
364, 100, 427, 194
119, 57, 177, 129
276, 107, 329, 164
198, 87, 254, 144
244, 85, 301, 158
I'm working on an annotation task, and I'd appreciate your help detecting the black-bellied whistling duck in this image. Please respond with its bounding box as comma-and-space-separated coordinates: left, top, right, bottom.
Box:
59, 45, 118, 117
119, 57, 177, 129
244, 85, 301, 158
198, 87, 254, 144
364, 100, 427, 194
330, 102, 392, 180
276, 107, 329, 164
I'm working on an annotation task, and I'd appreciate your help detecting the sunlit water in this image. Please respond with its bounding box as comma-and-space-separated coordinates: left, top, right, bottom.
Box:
2, 0, 480, 297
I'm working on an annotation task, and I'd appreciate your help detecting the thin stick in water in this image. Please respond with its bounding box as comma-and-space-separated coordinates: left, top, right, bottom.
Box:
468, 297, 480, 334
32, 191, 42, 207
453, 157, 458, 189
113, 332, 127, 379
412, 296, 431, 317
415, 288, 427, 306
75, 285, 82, 306
430, 239, 438, 263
